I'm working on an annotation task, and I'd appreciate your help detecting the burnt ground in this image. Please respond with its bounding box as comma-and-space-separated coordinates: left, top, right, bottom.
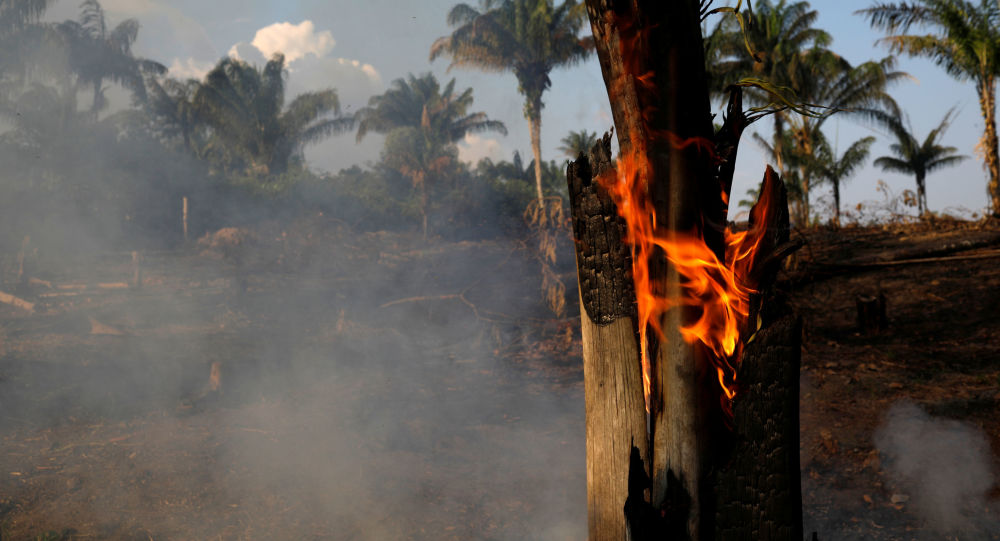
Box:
0, 216, 997, 540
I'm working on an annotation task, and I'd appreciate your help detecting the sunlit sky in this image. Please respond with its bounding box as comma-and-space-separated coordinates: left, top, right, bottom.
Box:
45, 0, 992, 218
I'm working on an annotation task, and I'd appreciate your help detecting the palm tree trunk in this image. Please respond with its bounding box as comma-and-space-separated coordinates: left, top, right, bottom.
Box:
529, 103, 544, 204
773, 113, 785, 175
92, 79, 102, 114
833, 180, 841, 226
420, 181, 428, 241
916, 173, 926, 217
979, 77, 1000, 216
798, 127, 814, 226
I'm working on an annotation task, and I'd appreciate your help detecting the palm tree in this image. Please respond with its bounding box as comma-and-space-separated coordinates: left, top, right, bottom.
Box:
858, 0, 1000, 216
709, 1, 904, 224
786, 56, 905, 223
355, 72, 507, 238
477, 149, 566, 199
146, 76, 203, 155
0, 0, 49, 35
430, 0, 593, 204
0, 0, 54, 84
808, 133, 875, 225
873, 110, 967, 217
58, 0, 165, 112
557, 129, 598, 158
193, 53, 351, 178
706, 0, 834, 174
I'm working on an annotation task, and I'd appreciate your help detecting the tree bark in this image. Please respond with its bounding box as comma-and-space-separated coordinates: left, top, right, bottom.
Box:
529, 100, 545, 204
916, 174, 926, 217
832, 180, 841, 227
567, 134, 649, 541
712, 311, 803, 540
978, 77, 1000, 217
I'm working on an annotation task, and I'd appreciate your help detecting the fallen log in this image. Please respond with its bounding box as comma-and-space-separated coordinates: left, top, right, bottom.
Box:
0, 290, 34, 313
790, 249, 1000, 288
877, 231, 1000, 262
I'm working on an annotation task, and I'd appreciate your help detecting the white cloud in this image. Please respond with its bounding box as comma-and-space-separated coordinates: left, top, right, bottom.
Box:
226, 22, 382, 96
167, 57, 214, 80
458, 134, 506, 164
249, 20, 335, 64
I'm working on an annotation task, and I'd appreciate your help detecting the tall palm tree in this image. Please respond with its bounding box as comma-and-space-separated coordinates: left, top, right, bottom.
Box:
858, 0, 1000, 215
808, 133, 875, 225
355, 72, 507, 238
193, 53, 351, 178
430, 0, 593, 204
874, 110, 967, 216
557, 129, 597, 158
58, 0, 165, 112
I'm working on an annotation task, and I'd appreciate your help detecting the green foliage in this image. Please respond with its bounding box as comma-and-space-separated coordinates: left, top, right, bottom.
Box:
709, 0, 905, 226
57, 0, 166, 112
557, 129, 598, 158
874, 110, 967, 215
859, 0, 1000, 213
431, 0, 593, 200
808, 132, 876, 224
191, 54, 351, 180
430, 0, 593, 117
356, 72, 505, 237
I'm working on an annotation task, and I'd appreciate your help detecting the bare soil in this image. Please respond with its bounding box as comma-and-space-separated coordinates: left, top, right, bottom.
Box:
0, 216, 997, 540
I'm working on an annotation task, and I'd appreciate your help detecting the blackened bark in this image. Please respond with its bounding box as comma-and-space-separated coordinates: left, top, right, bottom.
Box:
712, 311, 803, 541
567, 132, 636, 324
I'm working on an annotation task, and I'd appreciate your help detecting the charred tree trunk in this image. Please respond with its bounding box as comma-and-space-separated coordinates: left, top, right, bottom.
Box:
585, 0, 722, 537
570, 1, 803, 539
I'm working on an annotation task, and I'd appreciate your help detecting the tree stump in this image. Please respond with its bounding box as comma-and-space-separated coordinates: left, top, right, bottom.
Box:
856, 292, 887, 334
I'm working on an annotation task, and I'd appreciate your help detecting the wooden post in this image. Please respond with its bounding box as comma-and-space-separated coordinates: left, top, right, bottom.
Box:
131, 251, 142, 290
16, 235, 30, 289
182, 196, 189, 243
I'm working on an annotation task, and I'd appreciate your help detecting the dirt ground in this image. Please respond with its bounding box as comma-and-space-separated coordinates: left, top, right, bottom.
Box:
0, 216, 998, 540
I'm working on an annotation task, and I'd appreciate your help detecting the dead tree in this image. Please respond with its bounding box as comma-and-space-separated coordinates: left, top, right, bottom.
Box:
568, 1, 803, 539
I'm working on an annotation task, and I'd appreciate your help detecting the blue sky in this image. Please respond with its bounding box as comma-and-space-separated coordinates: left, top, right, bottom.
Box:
45, 0, 993, 219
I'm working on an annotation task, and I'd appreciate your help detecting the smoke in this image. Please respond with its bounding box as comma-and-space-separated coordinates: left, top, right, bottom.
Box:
874, 400, 997, 535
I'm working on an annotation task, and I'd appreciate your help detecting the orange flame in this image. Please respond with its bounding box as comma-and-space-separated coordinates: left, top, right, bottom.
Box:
598, 11, 775, 418
598, 149, 772, 416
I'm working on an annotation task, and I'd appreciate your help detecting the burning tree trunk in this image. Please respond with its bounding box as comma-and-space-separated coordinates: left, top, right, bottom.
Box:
568, 1, 803, 539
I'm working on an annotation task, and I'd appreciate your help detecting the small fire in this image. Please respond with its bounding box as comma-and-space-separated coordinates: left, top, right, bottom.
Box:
598, 149, 773, 415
